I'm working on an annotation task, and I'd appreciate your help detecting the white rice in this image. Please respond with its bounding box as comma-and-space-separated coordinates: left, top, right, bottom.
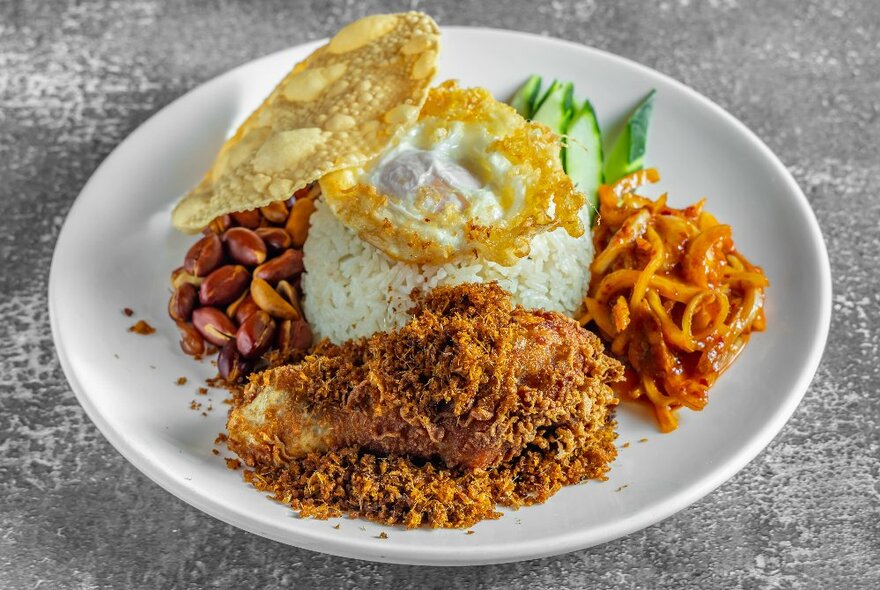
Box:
301, 199, 594, 343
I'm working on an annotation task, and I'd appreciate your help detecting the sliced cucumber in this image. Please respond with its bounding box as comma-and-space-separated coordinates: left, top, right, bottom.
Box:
509, 75, 542, 119
531, 80, 575, 134
564, 100, 604, 224
604, 89, 656, 184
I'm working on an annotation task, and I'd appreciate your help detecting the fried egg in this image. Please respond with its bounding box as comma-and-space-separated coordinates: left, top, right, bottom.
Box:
319, 81, 585, 266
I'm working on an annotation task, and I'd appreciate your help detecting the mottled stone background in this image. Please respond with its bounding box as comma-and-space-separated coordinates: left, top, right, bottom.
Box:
1, 0, 878, 588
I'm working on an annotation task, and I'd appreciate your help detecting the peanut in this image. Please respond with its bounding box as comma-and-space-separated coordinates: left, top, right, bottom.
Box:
236, 311, 276, 358
223, 227, 267, 266
285, 197, 316, 247
255, 227, 292, 251
253, 249, 304, 284
170, 266, 203, 289
168, 282, 197, 322
176, 321, 205, 356
205, 214, 231, 236
260, 201, 289, 224
184, 234, 223, 277
225, 290, 248, 319
218, 341, 249, 382
192, 307, 237, 346
199, 265, 250, 306
276, 279, 303, 318
288, 185, 312, 206
250, 278, 299, 320
234, 294, 261, 325
231, 209, 262, 229
276, 318, 313, 354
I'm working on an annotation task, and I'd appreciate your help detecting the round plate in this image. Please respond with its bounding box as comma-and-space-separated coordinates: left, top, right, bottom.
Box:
49, 27, 831, 566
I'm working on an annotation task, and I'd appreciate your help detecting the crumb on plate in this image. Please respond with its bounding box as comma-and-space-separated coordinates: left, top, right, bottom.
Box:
128, 320, 155, 335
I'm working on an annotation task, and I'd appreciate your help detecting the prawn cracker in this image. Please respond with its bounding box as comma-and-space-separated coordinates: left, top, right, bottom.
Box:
172, 12, 440, 232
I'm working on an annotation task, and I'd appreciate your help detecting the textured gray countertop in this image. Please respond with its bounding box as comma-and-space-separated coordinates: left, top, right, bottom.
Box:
2, 0, 878, 588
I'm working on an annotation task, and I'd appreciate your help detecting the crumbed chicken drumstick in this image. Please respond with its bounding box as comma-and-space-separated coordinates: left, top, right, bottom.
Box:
227, 283, 622, 471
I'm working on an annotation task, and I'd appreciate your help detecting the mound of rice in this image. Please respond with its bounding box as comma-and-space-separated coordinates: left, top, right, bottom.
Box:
302, 199, 594, 342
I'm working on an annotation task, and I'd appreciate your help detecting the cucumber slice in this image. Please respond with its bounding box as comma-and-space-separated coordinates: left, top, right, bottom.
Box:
509, 75, 542, 119
531, 80, 575, 134
531, 79, 561, 116
604, 89, 656, 184
564, 100, 604, 225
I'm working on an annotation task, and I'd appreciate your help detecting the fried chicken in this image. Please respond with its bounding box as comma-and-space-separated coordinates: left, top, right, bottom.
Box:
227, 283, 623, 471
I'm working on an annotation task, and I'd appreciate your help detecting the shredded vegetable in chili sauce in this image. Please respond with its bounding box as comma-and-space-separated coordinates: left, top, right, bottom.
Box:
580, 169, 768, 432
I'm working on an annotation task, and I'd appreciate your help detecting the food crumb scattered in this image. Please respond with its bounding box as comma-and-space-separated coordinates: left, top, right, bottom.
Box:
638, 438, 648, 443
176, 377, 187, 386
201, 412, 208, 417
205, 377, 227, 388
123, 308, 134, 317
621, 442, 630, 449
377, 532, 388, 539
198, 387, 208, 395
333, 523, 340, 530
615, 484, 629, 492
212, 449, 220, 456
465, 530, 474, 535
226, 458, 241, 470
214, 433, 228, 445
190, 401, 202, 411
128, 320, 155, 335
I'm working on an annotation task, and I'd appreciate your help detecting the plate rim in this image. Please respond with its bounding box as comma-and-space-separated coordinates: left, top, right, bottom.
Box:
49, 25, 832, 566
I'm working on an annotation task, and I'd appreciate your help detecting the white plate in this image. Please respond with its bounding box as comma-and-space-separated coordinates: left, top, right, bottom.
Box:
49, 27, 831, 566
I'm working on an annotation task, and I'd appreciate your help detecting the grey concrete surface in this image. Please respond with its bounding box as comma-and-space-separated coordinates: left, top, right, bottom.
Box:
1, 0, 878, 588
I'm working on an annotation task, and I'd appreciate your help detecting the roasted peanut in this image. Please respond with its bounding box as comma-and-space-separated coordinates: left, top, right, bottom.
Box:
218, 341, 249, 382
285, 197, 316, 247
276, 279, 303, 318
199, 265, 250, 306
276, 319, 293, 355
260, 201, 289, 224
184, 234, 223, 277
176, 321, 206, 356
168, 282, 197, 322
225, 290, 248, 319
205, 214, 231, 236
292, 319, 313, 350
223, 227, 267, 266
231, 209, 262, 229
276, 318, 313, 354
255, 227, 292, 251
192, 306, 237, 346
253, 249, 304, 284
236, 311, 276, 358
170, 266, 203, 289
233, 294, 261, 324
288, 185, 312, 206
250, 278, 299, 320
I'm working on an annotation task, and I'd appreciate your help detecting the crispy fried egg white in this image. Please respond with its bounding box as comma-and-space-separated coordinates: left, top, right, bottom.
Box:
319, 81, 585, 266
